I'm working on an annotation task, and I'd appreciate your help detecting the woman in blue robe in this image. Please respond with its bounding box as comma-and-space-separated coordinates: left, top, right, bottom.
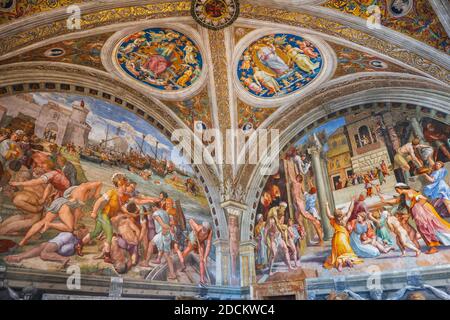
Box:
349, 213, 393, 258
422, 161, 450, 214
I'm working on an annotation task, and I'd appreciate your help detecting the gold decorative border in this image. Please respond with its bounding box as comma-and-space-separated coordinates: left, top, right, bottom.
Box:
0, 2, 191, 56
0, 2, 448, 83
238, 4, 449, 83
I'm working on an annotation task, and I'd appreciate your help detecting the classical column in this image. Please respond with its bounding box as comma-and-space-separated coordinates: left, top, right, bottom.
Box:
239, 240, 256, 287
320, 156, 336, 216
408, 116, 425, 143
213, 238, 231, 286
308, 146, 333, 240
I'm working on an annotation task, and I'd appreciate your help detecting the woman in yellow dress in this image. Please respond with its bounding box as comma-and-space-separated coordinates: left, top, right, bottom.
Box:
324, 198, 363, 271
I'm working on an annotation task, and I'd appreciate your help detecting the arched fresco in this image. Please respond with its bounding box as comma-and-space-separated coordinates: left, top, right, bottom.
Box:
254, 107, 450, 283
0, 93, 215, 284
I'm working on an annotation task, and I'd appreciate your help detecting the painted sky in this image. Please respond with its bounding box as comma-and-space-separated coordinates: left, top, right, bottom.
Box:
294, 117, 346, 151
31, 93, 191, 171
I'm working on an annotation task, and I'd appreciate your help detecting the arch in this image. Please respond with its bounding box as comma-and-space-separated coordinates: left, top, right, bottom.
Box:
0, 62, 230, 240
238, 73, 450, 241
43, 122, 58, 142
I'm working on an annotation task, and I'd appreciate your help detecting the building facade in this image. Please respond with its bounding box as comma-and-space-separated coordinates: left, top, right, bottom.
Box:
0, 94, 91, 147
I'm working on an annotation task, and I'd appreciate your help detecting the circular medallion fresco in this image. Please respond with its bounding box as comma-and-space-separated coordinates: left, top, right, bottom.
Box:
388, 0, 413, 17
237, 34, 323, 99
116, 28, 203, 91
191, 0, 240, 30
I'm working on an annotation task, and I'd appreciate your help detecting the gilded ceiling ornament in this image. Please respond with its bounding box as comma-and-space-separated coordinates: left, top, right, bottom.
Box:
0, 2, 448, 83
191, 0, 240, 30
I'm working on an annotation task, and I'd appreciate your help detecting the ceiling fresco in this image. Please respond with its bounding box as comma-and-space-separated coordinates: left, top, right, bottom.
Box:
323, 0, 450, 53
162, 87, 213, 130
0, 0, 87, 24
330, 42, 418, 78
237, 33, 323, 99
237, 99, 276, 130
116, 28, 203, 92
0, 32, 112, 71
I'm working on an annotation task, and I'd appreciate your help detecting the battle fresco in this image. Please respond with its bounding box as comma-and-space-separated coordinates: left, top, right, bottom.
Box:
237, 33, 323, 98
116, 28, 203, 91
254, 107, 450, 283
0, 93, 215, 285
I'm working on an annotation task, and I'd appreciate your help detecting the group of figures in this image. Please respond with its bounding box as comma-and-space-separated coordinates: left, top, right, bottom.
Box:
255, 113, 450, 277
335, 160, 389, 195
237, 33, 322, 98
117, 28, 203, 91
255, 152, 324, 275
0, 103, 212, 284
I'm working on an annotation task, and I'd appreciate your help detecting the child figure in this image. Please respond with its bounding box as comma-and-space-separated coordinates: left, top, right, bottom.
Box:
386, 213, 421, 257
364, 175, 373, 197
370, 210, 394, 246
348, 212, 393, 258
287, 218, 302, 245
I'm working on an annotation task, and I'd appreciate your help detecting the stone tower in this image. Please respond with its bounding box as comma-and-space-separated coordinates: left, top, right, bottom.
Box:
62, 100, 91, 148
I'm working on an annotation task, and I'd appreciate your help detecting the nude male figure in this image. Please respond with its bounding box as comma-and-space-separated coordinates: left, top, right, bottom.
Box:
19, 181, 103, 246
265, 211, 296, 276
287, 162, 323, 244
228, 215, 240, 284
5, 226, 89, 268
0, 166, 48, 235
182, 219, 212, 285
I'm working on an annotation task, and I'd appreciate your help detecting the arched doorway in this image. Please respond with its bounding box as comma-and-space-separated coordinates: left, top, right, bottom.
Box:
43, 122, 58, 142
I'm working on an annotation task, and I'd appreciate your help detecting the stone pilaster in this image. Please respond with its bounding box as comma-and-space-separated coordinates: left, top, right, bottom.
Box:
239, 240, 256, 287
213, 238, 231, 286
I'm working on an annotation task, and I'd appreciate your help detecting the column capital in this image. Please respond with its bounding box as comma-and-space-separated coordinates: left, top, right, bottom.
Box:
239, 240, 256, 251
213, 238, 230, 248
307, 145, 320, 154
220, 200, 248, 213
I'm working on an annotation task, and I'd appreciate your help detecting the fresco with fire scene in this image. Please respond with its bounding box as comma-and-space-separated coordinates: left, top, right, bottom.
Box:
254, 108, 450, 283
0, 93, 215, 285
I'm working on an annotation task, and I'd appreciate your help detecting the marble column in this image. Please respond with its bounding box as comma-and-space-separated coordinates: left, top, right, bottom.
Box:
321, 156, 336, 216
308, 146, 333, 240
408, 116, 425, 143
213, 238, 231, 286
